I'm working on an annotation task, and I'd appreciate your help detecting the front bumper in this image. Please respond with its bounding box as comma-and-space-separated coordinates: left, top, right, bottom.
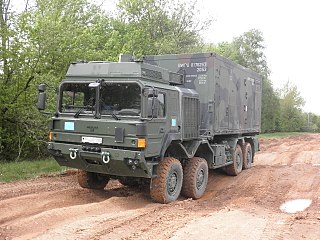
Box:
48, 142, 153, 178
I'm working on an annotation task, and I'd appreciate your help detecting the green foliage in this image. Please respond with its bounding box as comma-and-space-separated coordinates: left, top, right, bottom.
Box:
208, 29, 270, 78
0, 0, 113, 161
0, 0, 211, 162
261, 79, 280, 132
259, 132, 313, 140
116, 0, 210, 56
307, 113, 320, 132
0, 158, 62, 182
277, 81, 306, 132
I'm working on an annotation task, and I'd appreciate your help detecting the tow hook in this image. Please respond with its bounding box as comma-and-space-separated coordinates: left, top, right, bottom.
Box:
69, 148, 78, 159
102, 152, 110, 164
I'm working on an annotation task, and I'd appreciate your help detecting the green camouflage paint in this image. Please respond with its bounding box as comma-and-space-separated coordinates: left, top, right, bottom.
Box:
45, 52, 261, 180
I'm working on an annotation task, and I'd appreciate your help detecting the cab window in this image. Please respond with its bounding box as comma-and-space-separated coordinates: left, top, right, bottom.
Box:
148, 92, 165, 118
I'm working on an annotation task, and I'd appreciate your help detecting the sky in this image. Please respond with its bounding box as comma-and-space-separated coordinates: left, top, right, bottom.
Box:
102, 0, 320, 114
198, 0, 320, 115
12, 0, 320, 114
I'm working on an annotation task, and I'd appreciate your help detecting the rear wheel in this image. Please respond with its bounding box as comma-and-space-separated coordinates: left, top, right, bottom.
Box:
181, 157, 208, 199
242, 142, 253, 169
225, 144, 243, 176
150, 157, 183, 204
77, 170, 109, 189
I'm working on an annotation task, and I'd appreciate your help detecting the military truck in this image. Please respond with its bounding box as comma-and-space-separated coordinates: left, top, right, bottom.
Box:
37, 52, 261, 203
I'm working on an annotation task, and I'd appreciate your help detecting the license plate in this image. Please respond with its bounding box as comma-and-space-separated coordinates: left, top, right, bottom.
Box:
82, 136, 102, 144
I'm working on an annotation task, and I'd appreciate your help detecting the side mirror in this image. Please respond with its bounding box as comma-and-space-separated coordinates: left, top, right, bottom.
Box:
37, 84, 47, 110
143, 87, 158, 97
38, 83, 46, 92
89, 82, 101, 88
147, 96, 160, 118
37, 92, 46, 110
142, 87, 160, 119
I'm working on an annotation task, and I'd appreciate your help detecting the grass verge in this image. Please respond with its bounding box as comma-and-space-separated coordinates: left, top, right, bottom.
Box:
0, 158, 63, 183
259, 132, 314, 140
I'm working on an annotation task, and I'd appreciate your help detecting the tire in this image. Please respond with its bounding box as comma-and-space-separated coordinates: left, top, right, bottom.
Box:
181, 157, 208, 199
150, 157, 183, 204
77, 170, 109, 189
225, 144, 243, 176
242, 142, 253, 169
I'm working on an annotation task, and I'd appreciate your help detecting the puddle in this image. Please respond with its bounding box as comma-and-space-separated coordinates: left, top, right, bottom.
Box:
280, 199, 312, 213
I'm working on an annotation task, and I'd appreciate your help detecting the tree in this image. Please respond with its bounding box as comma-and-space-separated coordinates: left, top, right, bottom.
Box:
261, 79, 280, 132
115, 0, 211, 56
0, 0, 112, 161
0, 0, 212, 161
277, 81, 305, 132
209, 29, 270, 78
207, 29, 279, 132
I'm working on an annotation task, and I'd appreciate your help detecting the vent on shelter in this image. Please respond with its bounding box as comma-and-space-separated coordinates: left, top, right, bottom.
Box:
169, 72, 184, 85
141, 68, 162, 80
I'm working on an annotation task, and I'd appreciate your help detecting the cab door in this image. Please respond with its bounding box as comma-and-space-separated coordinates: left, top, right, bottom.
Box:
144, 89, 180, 158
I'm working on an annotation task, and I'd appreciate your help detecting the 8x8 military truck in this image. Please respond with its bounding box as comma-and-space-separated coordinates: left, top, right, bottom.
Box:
38, 52, 261, 203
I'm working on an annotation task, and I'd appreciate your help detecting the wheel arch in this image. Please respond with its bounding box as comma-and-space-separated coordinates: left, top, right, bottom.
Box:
164, 139, 213, 165
194, 141, 214, 165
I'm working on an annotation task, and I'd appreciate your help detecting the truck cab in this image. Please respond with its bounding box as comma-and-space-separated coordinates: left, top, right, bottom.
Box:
38, 60, 202, 203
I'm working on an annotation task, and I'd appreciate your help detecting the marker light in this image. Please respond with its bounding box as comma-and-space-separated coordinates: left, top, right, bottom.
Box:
137, 138, 146, 148
49, 132, 53, 141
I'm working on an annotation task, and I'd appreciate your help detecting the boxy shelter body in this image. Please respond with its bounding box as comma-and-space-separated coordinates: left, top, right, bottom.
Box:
142, 53, 262, 137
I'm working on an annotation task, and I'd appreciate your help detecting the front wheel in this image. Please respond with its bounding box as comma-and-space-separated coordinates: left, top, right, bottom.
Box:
77, 170, 109, 189
150, 157, 183, 204
181, 157, 208, 199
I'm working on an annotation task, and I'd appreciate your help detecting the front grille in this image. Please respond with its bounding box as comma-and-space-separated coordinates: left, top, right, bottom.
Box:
183, 97, 200, 139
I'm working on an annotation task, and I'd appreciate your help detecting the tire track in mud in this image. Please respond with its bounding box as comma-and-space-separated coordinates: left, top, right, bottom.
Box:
1, 134, 320, 240
0, 179, 141, 239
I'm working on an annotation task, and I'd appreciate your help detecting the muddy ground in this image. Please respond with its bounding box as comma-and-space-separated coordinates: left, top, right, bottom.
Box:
1, 134, 320, 240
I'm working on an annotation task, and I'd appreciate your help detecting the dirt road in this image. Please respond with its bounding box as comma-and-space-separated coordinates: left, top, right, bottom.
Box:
1, 134, 320, 240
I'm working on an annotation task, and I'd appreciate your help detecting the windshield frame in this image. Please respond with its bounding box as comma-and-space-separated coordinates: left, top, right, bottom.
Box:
58, 80, 96, 117
58, 79, 143, 119
100, 80, 142, 118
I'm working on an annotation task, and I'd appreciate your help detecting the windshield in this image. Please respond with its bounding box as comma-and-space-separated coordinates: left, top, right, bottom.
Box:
60, 83, 95, 114
59, 82, 141, 116
100, 82, 141, 116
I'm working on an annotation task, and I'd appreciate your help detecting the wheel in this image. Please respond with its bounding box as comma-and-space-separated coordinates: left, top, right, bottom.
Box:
242, 142, 253, 169
77, 170, 109, 189
150, 157, 183, 203
181, 157, 208, 199
225, 144, 243, 176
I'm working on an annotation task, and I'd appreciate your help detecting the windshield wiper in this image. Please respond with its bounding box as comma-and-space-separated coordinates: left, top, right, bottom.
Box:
111, 112, 120, 120
117, 108, 141, 116
74, 107, 84, 118
74, 105, 94, 118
